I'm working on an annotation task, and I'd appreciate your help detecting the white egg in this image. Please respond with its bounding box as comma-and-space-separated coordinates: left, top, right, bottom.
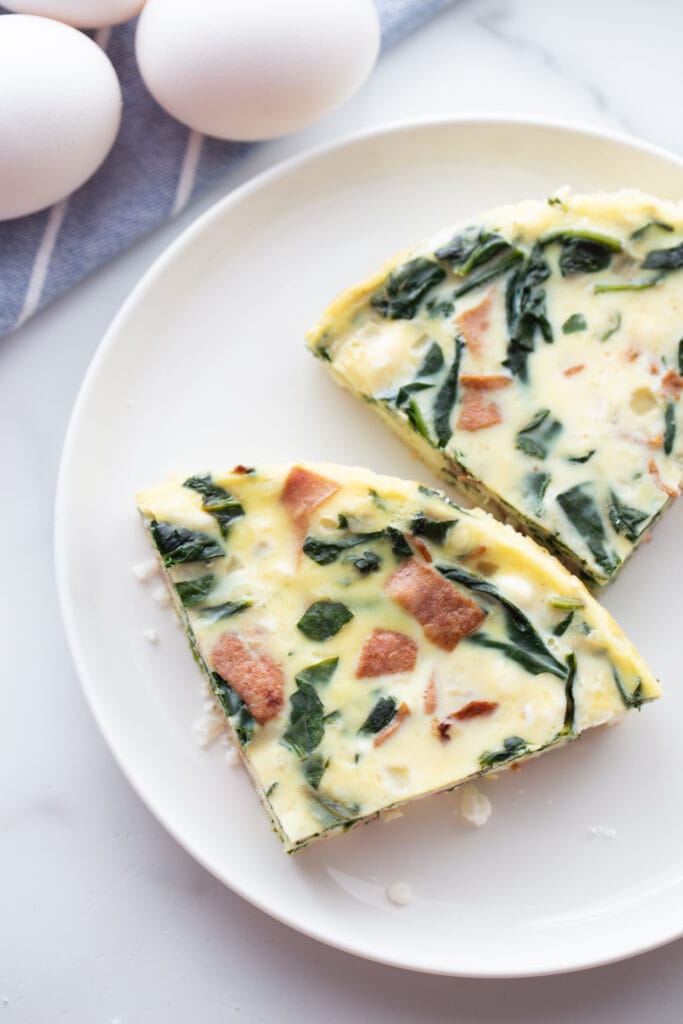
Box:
135, 0, 380, 141
2, 1, 145, 28
0, 15, 121, 220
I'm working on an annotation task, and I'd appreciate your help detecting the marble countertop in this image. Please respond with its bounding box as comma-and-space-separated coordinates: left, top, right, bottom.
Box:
3, 1, 682, 1019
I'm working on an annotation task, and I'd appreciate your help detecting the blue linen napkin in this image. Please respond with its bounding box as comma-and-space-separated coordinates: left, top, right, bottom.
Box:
0, 0, 452, 337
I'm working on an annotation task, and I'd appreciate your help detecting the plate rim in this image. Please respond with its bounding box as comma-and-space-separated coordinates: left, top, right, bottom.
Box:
55, 114, 683, 978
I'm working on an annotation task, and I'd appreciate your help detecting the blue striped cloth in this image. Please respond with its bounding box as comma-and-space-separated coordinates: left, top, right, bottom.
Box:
0, 1, 452, 336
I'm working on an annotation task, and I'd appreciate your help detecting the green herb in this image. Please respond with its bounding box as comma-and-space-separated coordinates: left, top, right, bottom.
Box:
553, 611, 574, 637
556, 484, 619, 575
630, 219, 673, 240
594, 276, 662, 294
435, 225, 517, 276
371, 258, 446, 319
607, 491, 648, 543
437, 564, 566, 678
612, 668, 647, 709
547, 196, 566, 208
150, 520, 223, 567
386, 527, 412, 560
295, 658, 339, 689
198, 600, 251, 623
183, 475, 244, 538
642, 240, 683, 271
302, 530, 383, 566
524, 470, 550, 514
408, 513, 458, 544
515, 408, 562, 459
406, 397, 431, 439
282, 681, 325, 758
601, 312, 622, 342
351, 550, 381, 574
664, 401, 676, 455
265, 782, 278, 798
561, 653, 577, 734
425, 298, 454, 319
567, 450, 595, 464
210, 672, 255, 747
479, 736, 528, 769
503, 244, 552, 381
307, 790, 359, 824
323, 710, 341, 725
453, 251, 523, 299
548, 596, 584, 610
558, 236, 615, 276
562, 313, 587, 334
358, 696, 397, 735
175, 574, 215, 606
433, 337, 464, 447
297, 601, 353, 642
303, 754, 328, 789
416, 340, 445, 376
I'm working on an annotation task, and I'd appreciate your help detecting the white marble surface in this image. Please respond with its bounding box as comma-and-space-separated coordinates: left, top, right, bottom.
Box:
3, 1, 682, 1019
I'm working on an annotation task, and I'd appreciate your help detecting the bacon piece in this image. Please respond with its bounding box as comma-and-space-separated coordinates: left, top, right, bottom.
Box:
356, 629, 418, 678
410, 535, 432, 562
457, 389, 502, 431
650, 362, 661, 376
456, 289, 493, 358
210, 633, 284, 724
280, 465, 339, 542
626, 349, 639, 363
563, 364, 585, 377
648, 458, 679, 499
231, 464, 251, 475
374, 701, 410, 747
449, 700, 499, 721
459, 374, 511, 390
431, 718, 451, 742
423, 674, 437, 715
385, 558, 485, 651
661, 369, 683, 399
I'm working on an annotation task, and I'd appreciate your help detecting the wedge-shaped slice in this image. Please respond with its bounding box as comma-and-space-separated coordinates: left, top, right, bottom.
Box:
137, 463, 659, 852
307, 190, 683, 585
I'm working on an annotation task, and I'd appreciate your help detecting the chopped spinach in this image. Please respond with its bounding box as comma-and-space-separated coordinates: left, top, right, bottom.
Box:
556, 483, 619, 574
297, 601, 353, 642
303, 754, 328, 789
198, 600, 252, 623
453, 250, 522, 298
553, 612, 574, 637
594, 276, 662, 294
433, 337, 464, 447
612, 668, 647, 709
607, 491, 648, 543
210, 672, 255, 747
435, 226, 517, 276
642, 240, 683, 271
630, 219, 673, 240
524, 470, 550, 514
515, 408, 562, 459
302, 530, 383, 566
567, 450, 595, 464
351, 550, 381, 574
175, 574, 215, 606
406, 398, 431, 439
416, 340, 445, 377
562, 313, 587, 334
479, 736, 529, 769
503, 244, 552, 381
425, 298, 454, 319
371, 258, 446, 319
409, 513, 457, 544
561, 653, 577, 734
358, 696, 397, 735
386, 526, 412, 560
467, 631, 565, 678
664, 401, 676, 455
558, 236, 615, 276
183, 475, 244, 538
307, 790, 359, 824
679, 338, 683, 375
150, 520, 223, 567
265, 782, 278, 798
601, 312, 622, 342
296, 658, 339, 689
282, 681, 325, 758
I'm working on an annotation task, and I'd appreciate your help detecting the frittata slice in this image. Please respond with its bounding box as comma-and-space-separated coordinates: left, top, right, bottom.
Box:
307, 190, 683, 585
137, 463, 659, 852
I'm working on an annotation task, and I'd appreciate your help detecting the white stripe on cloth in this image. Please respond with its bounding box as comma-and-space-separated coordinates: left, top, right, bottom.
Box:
14, 25, 113, 330
172, 130, 204, 216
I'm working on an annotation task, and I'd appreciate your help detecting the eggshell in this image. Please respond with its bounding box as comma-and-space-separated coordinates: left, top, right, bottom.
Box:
0, 15, 122, 220
2, 1, 145, 28
135, 0, 380, 141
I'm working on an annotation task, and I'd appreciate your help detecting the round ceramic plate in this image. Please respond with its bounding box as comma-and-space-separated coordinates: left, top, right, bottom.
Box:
56, 119, 683, 977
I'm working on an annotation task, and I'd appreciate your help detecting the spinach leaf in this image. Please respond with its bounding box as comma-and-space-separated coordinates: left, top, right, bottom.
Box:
405, 398, 431, 440
562, 313, 587, 334
664, 401, 676, 455
612, 668, 647, 709
371, 258, 446, 319
601, 312, 622, 342
210, 672, 255, 746
561, 653, 577, 734
679, 338, 683, 375
524, 469, 550, 514
567, 450, 595, 464
265, 782, 278, 798
630, 219, 673, 240
594, 276, 662, 294
559, 237, 614, 276
307, 790, 359, 824
351, 550, 381, 574
297, 601, 353, 642
556, 484, 619, 574
416, 340, 445, 377
479, 736, 528, 769
198, 600, 252, 623
150, 520, 223, 567
408, 513, 458, 544
642, 240, 683, 271
435, 226, 517, 275
515, 408, 562, 459
358, 696, 397, 735
303, 530, 383, 566
303, 754, 328, 789
553, 612, 574, 637
437, 563, 566, 678
433, 337, 464, 447
183, 475, 244, 538
175, 574, 215, 606
607, 491, 648, 543
452, 251, 523, 299
296, 658, 339, 689
503, 244, 552, 381
425, 298, 454, 319
386, 527, 412, 560
282, 681, 325, 758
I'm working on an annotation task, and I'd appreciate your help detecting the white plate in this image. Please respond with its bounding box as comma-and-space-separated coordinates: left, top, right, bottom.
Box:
56, 118, 683, 977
